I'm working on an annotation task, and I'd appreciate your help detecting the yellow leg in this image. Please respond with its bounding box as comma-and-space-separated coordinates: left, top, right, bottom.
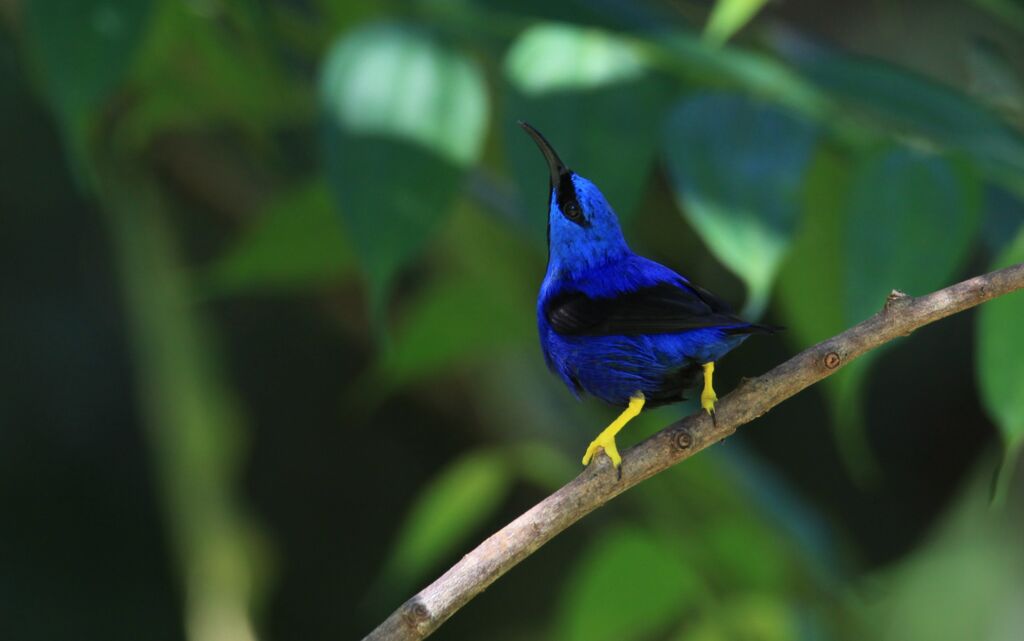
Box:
701, 362, 718, 416
582, 393, 645, 469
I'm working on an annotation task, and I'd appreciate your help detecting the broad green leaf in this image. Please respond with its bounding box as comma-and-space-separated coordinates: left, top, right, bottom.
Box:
505, 24, 647, 94
506, 24, 674, 234
977, 228, 1024, 474
704, 0, 770, 45
789, 49, 1024, 197
843, 148, 981, 325
202, 180, 354, 296
676, 594, 795, 641
346, 205, 536, 414
320, 23, 488, 310
375, 206, 536, 387
780, 146, 981, 480
776, 149, 848, 347
558, 526, 701, 641
377, 449, 512, 594
778, 146, 877, 482
664, 92, 817, 316
121, 0, 312, 150
377, 270, 529, 385
322, 23, 486, 166
22, 0, 153, 124
649, 33, 827, 119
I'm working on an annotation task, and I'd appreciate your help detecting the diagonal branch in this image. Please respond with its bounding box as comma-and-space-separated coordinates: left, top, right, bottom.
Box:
363, 263, 1024, 641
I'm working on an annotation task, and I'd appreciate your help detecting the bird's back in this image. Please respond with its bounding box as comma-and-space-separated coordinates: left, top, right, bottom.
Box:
538, 254, 773, 407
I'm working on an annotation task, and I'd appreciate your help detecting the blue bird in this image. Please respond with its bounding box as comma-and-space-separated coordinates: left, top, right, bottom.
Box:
520, 121, 777, 472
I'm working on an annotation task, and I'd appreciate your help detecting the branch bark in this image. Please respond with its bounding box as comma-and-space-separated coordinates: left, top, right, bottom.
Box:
363, 263, 1024, 641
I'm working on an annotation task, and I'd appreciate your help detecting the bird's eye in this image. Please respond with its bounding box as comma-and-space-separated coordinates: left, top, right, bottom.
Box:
563, 202, 582, 221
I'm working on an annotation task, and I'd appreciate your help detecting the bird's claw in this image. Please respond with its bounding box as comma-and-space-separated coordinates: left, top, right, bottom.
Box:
700, 389, 717, 413
582, 434, 622, 470
582, 394, 644, 477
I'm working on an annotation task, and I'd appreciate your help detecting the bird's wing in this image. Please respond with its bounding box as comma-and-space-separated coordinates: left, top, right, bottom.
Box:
544, 281, 756, 337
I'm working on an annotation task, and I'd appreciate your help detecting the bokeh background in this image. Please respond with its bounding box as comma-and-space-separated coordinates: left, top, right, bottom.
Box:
3, 0, 1024, 640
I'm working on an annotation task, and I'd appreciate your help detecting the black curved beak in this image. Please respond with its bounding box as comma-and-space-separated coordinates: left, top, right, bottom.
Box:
518, 121, 570, 187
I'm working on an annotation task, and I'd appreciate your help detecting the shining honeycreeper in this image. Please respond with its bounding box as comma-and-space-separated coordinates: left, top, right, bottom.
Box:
521, 121, 777, 472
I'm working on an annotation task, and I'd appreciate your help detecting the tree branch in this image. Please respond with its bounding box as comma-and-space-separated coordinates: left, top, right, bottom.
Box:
363, 263, 1024, 641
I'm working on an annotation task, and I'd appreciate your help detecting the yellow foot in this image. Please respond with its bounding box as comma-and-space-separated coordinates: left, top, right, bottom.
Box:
581, 393, 645, 471
582, 430, 622, 468
701, 362, 718, 416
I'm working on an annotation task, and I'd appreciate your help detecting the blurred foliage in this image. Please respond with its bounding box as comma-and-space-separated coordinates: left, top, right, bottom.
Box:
321, 21, 488, 314
2, 0, 1024, 640
703, 0, 770, 46
856, 457, 1024, 641
557, 525, 703, 641
203, 179, 354, 296
664, 92, 817, 316
372, 448, 513, 599
101, 173, 266, 641
21, 0, 152, 152
977, 226, 1024, 502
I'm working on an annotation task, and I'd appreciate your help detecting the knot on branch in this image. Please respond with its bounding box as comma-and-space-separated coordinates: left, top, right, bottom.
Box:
824, 352, 841, 369
884, 289, 909, 312
672, 426, 694, 451
402, 599, 432, 630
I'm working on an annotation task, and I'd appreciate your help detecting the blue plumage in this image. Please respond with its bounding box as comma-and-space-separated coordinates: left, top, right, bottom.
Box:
522, 122, 773, 411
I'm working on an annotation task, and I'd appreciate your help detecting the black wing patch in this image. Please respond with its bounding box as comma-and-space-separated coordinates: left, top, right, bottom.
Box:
545, 282, 772, 337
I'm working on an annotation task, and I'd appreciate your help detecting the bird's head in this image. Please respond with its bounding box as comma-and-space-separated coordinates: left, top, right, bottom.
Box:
519, 122, 629, 277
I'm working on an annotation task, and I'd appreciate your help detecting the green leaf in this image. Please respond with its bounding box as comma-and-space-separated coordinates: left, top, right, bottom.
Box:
977, 228, 1024, 468
505, 24, 674, 234
704, 0, 770, 45
375, 206, 536, 387
377, 267, 530, 385
779, 146, 981, 481
121, 1, 312, 150
557, 527, 701, 641
664, 92, 817, 316
505, 24, 648, 94
676, 595, 795, 641
23, 0, 153, 123
377, 449, 512, 594
202, 180, 354, 296
776, 149, 848, 347
320, 22, 488, 310
790, 49, 1024, 197
322, 23, 487, 166
843, 148, 981, 325
648, 33, 827, 119
778, 150, 879, 482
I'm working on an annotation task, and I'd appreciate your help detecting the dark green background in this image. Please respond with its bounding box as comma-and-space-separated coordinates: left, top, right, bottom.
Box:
2, 1, 1023, 640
